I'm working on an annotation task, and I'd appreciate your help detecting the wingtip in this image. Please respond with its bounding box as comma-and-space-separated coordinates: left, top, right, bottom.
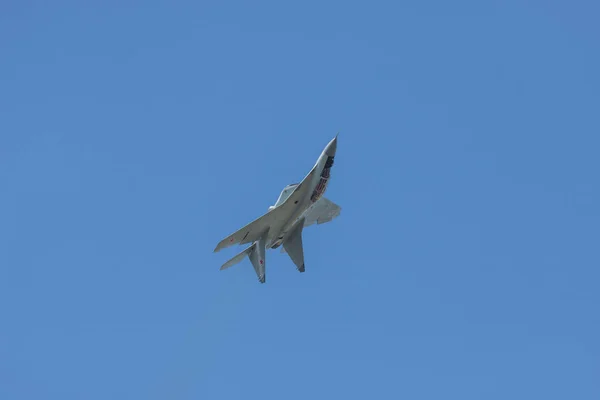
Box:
213, 239, 227, 253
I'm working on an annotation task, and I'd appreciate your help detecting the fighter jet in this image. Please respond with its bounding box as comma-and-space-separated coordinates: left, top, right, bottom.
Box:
213, 135, 341, 283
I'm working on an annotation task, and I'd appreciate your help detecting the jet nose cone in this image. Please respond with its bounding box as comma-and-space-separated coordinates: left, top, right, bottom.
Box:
325, 135, 337, 157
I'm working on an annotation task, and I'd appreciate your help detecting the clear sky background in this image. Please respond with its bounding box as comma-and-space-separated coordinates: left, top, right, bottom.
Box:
1, 1, 599, 399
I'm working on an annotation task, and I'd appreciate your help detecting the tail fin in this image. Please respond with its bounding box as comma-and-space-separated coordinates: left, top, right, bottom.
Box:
282, 218, 305, 272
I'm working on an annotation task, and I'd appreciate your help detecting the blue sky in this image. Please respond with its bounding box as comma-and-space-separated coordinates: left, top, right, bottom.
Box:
1, 1, 599, 399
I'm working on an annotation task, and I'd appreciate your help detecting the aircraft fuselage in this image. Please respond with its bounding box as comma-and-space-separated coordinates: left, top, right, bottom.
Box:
266, 136, 337, 249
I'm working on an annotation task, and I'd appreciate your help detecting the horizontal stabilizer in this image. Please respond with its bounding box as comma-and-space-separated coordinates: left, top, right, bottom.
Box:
220, 245, 253, 270
219, 230, 269, 283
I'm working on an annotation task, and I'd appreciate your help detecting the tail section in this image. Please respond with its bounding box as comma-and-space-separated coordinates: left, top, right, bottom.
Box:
282, 218, 305, 272
249, 234, 267, 283
219, 245, 253, 270
219, 229, 269, 283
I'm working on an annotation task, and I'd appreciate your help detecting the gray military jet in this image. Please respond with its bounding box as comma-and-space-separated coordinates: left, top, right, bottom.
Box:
213, 135, 341, 283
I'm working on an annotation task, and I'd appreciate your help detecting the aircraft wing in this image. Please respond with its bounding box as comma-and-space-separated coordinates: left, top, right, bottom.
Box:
280, 197, 341, 255
303, 197, 341, 227
213, 178, 312, 253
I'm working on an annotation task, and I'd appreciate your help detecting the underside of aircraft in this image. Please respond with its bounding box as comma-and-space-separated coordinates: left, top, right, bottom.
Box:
213, 135, 340, 283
